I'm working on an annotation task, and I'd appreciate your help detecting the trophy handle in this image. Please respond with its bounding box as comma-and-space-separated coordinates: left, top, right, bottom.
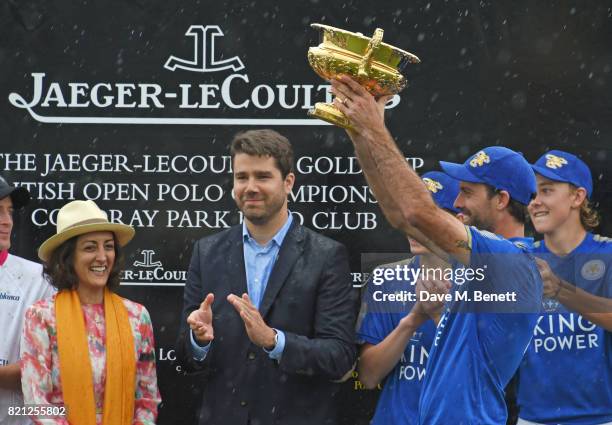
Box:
358, 28, 384, 79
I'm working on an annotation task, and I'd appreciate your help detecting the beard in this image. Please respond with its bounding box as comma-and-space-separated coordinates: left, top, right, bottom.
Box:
460, 207, 495, 232
242, 208, 272, 225
238, 192, 286, 225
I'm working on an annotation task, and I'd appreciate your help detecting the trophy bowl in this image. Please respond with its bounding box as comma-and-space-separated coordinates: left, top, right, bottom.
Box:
307, 23, 420, 130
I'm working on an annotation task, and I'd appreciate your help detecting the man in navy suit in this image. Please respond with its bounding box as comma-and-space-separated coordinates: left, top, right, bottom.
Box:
176, 129, 358, 425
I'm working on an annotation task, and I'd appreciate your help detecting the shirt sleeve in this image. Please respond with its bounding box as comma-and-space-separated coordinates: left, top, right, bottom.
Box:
20, 304, 69, 425
133, 307, 161, 425
459, 226, 543, 317
189, 330, 212, 360
467, 226, 539, 297
465, 228, 543, 372
466, 226, 517, 256
263, 329, 285, 361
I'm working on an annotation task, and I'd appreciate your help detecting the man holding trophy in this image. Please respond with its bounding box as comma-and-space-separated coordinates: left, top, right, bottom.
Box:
307, 24, 543, 424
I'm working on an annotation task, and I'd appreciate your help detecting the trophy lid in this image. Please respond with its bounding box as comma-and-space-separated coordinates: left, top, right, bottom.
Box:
310, 23, 420, 71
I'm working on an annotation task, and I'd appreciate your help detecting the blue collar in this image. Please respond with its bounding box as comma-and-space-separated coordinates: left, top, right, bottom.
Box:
242, 212, 294, 248
509, 236, 534, 245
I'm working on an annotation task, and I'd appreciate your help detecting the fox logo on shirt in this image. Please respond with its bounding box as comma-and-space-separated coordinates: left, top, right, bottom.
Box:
469, 151, 490, 167
545, 154, 568, 169
581, 259, 606, 280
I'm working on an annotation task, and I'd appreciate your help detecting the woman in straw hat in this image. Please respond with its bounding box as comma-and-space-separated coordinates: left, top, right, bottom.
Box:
20, 200, 161, 425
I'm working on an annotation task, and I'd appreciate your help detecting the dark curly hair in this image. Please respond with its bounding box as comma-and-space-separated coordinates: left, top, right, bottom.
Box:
43, 234, 124, 292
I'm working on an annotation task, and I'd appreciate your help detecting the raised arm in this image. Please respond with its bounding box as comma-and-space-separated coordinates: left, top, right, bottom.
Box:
331, 91, 413, 230
358, 312, 426, 389
358, 276, 449, 388
331, 76, 470, 264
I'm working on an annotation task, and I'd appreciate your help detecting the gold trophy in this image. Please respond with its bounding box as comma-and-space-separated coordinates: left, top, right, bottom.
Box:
307, 24, 420, 130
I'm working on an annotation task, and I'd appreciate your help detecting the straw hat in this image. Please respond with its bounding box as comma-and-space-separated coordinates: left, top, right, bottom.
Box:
38, 200, 135, 262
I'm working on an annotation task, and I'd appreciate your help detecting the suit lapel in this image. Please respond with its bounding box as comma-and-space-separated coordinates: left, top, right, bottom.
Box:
259, 222, 304, 318
226, 226, 248, 297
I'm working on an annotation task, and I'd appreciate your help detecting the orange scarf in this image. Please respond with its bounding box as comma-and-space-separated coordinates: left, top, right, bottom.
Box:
55, 288, 136, 425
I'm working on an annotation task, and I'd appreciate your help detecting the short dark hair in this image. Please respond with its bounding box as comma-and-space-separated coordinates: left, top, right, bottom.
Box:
230, 129, 294, 178
485, 185, 528, 224
43, 234, 123, 292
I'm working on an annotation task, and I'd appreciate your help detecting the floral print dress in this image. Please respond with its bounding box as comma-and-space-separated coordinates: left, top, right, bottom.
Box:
20, 294, 161, 425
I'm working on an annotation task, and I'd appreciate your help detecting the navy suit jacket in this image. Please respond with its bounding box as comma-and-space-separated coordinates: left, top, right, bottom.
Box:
176, 220, 358, 425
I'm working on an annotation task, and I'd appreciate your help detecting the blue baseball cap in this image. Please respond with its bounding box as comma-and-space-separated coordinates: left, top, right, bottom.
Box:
422, 171, 460, 213
439, 146, 536, 205
531, 150, 593, 198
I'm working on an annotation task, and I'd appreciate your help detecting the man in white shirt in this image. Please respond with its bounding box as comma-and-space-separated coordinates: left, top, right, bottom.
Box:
0, 175, 54, 425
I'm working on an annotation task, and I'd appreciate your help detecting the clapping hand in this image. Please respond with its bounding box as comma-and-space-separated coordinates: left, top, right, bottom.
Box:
227, 293, 276, 349
187, 293, 215, 345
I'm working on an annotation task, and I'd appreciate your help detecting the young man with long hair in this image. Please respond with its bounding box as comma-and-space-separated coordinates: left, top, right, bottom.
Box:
516, 150, 612, 425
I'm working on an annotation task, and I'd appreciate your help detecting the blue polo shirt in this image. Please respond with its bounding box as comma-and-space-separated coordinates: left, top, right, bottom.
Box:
517, 233, 612, 424
418, 226, 542, 425
357, 257, 437, 425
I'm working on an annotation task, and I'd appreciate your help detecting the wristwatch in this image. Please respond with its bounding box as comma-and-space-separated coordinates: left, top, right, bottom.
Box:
264, 329, 278, 351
